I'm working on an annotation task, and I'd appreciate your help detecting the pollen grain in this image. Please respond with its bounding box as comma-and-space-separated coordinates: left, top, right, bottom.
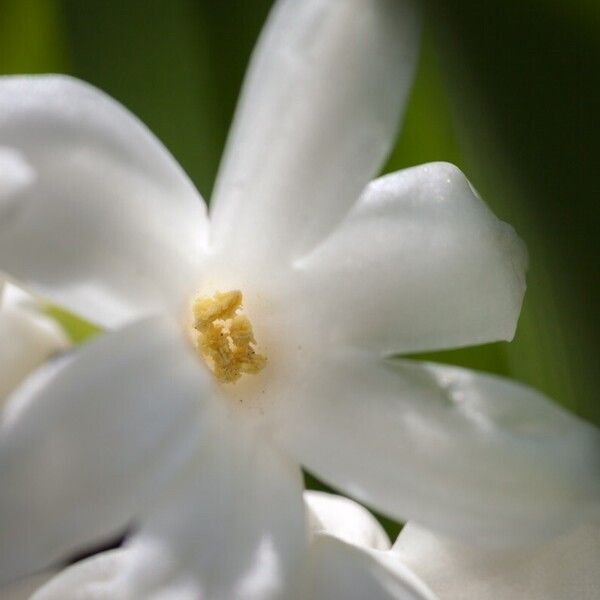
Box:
192, 290, 266, 384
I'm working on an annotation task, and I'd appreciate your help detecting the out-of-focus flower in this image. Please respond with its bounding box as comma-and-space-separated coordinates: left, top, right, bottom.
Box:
0, 0, 598, 596
0, 279, 67, 599
31, 492, 437, 600
0, 279, 68, 404
394, 518, 600, 599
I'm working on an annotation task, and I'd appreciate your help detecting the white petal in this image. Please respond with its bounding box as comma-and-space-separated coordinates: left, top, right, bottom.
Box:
0, 146, 35, 204
210, 0, 420, 263
394, 520, 600, 600
34, 416, 306, 600
0, 75, 207, 328
0, 316, 211, 585
305, 490, 390, 550
0, 283, 68, 401
276, 355, 600, 545
31, 551, 127, 600
0, 572, 56, 600
293, 163, 528, 354
305, 535, 437, 600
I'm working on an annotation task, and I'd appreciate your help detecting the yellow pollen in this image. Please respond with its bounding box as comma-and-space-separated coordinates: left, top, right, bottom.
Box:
191, 290, 266, 383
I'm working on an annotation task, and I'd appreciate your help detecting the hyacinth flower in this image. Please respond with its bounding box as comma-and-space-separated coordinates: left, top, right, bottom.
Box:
0, 0, 598, 597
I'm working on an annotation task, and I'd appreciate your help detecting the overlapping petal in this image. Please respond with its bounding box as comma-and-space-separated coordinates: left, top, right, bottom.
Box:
0, 282, 68, 401
305, 490, 390, 551
0, 317, 211, 585
276, 356, 600, 544
31, 418, 306, 600
30, 550, 128, 600
394, 520, 600, 599
210, 0, 420, 263
305, 535, 437, 600
303, 491, 436, 599
0, 76, 208, 328
302, 492, 437, 598
292, 162, 528, 355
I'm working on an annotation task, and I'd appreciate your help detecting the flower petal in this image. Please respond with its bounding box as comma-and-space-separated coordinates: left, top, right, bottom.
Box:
394, 520, 600, 600
293, 163, 528, 354
33, 416, 306, 600
276, 355, 600, 544
210, 0, 420, 263
0, 146, 35, 204
0, 572, 56, 600
305, 535, 437, 600
0, 316, 211, 585
0, 282, 68, 401
30, 551, 127, 600
305, 491, 390, 551
0, 75, 207, 328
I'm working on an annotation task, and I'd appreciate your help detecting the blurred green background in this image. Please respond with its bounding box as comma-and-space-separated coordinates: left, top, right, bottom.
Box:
1, 0, 598, 534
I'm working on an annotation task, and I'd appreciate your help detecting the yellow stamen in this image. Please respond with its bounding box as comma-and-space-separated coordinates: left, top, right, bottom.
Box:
191, 290, 266, 383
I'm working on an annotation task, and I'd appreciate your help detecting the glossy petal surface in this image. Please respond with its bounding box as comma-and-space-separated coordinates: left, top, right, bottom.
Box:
305, 490, 390, 550
293, 163, 527, 354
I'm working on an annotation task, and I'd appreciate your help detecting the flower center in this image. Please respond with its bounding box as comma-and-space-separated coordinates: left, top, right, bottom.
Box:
191, 290, 266, 384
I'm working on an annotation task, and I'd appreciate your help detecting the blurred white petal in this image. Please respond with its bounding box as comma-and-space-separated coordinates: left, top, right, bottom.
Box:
30, 550, 127, 600
33, 417, 305, 600
0, 75, 207, 328
305, 535, 437, 600
0, 282, 68, 401
394, 519, 600, 599
0, 146, 35, 205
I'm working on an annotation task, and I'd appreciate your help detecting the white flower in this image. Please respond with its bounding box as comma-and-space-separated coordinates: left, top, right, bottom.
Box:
394, 518, 600, 599
30, 492, 438, 600
1, 0, 598, 596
